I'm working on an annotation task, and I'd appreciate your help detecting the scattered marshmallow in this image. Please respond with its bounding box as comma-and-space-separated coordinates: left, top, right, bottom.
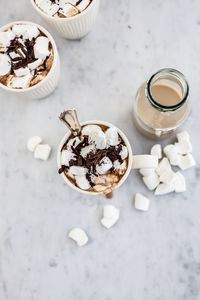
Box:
159, 169, 176, 184
174, 172, 186, 193
134, 193, 150, 211
132, 155, 158, 169
27, 136, 42, 152
69, 166, 88, 176
0, 53, 11, 76
155, 183, 175, 195
34, 36, 49, 60
175, 140, 192, 155
178, 154, 196, 170
34, 144, 51, 161
101, 205, 120, 229
61, 150, 76, 166
75, 175, 90, 190
156, 157, 171, 176
150, 144, 162, 159
105, 127, 120, 146
96, 157, 112, 175
176, 131, 190, 142
142, 172, 160, 191
139, 168, 155, 177
68, 228, 88, 247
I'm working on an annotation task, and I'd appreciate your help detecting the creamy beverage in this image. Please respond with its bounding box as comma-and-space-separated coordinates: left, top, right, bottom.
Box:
0, 24, 54, 89
34, 0, 93, 18
133, 68, 190, 139
58, 124, 129, 194
150, 84, 182, 107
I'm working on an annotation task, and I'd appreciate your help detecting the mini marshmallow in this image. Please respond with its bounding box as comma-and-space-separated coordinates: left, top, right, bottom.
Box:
155, 183, 175, 195
14, 67, 30, 77
34, 144, 51, 160
134, 193, 150, 211
89, 130, 106, 150
9, 51, 21, 59
34, 36, 49, 60
156, 157, 171, 176
27, 136, 42, 152
139, 168, 155, 177
48, 3, 59, 15
163, 144, 180, 166
61, 150, 76, 166
80, 144, 95, 158
67, 136, 81, 151
60, 3, 79, 17
143, 172, 160, 191
174, 172, 186, 193
96, 157, 112, 175
132, 155, 158, 169
176, 131, 190, 142
69, 166, 88, 176
101, 205, 120, 229
82, 125, 101, 136
11, 73, 33, 89
77, 0, 90, 11
113, 160, 126, 175
12, 25, 39, 40
178, 154, 196, 170
120, 145, 128, 160
68, 228, 88, 247
75, 175, 90, 190
0, 54, 11, 76
159, 169, 176, 184
105, 127, 120, 146
175, 140, 192, 155
28, 59, 42, 70
0, 31, 13, 49
150, 144, 162, 159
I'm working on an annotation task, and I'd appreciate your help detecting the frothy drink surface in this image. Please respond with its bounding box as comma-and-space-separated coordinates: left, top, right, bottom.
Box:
151, 84, 182, 106
59, 124, 129, 194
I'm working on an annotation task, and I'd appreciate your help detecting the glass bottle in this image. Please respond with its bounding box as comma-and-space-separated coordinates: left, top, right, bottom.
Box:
133, 68, 190, 139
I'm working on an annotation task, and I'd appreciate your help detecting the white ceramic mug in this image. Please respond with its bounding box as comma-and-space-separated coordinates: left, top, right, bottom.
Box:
30, 0, 100, 40
0, 21, 60, 100
57, 120, 154, 195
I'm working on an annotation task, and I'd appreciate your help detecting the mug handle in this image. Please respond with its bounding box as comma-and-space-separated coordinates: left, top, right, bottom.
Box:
132, 155, 158, 169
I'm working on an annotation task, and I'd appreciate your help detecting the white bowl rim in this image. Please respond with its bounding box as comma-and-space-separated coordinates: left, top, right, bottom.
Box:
57, 120, 133, 196
30, 0, 98, 22
0, 20, 58, 93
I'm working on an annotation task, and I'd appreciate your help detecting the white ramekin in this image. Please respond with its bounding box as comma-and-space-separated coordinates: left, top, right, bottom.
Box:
57, 120, 134, 196
30, 0, 100, 40
0, 21, 60, 100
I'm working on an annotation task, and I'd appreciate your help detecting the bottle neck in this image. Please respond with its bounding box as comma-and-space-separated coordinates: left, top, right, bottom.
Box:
145, 68, 189, 112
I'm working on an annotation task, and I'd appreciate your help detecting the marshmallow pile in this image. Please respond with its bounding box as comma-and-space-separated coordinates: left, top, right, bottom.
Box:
68, 204, 119, 247
0, 24, 53, 89
35, 0, 92, 17
27, 136, 51, 160
60, 124, 128, 193
137, 131, 195, 195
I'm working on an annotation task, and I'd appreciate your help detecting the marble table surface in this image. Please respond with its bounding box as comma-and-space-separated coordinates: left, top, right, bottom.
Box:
1, 0, 200, 299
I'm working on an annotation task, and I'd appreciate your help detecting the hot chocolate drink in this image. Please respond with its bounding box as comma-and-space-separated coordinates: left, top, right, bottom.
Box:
34, 0, 93, 18
58, 124, 129, 194
0, 24, 54, 89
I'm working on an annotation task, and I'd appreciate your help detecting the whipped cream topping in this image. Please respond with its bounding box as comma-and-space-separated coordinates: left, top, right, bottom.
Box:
59, 124, 129, 193
34, 0, 92, 18
0, 24, 53, 89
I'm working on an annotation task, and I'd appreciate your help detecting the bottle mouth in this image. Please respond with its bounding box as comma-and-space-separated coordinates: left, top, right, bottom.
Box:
146, 68, 189, 112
